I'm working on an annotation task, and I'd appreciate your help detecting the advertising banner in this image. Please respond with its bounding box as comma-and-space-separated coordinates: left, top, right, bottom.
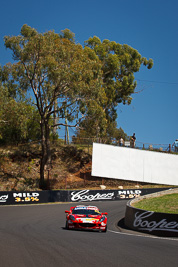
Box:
0, 188, 173, 205
92, 143, 178, 185
0, 190, 70, 205
68, 188, 170, 202
125, 203, 178, 237
0, 191, 47, 205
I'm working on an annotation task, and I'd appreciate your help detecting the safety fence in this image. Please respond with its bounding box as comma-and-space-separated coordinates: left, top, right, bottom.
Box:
59, 136, 176, 154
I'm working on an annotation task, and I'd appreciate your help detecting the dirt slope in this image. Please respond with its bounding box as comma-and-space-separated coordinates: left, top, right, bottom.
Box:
0, 143, 171, 191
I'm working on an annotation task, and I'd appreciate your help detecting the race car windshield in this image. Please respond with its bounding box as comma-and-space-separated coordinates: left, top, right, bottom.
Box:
72, 209, 100, 215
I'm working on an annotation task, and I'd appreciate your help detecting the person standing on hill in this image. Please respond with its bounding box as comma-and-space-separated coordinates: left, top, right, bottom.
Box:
119, 137, 124, 146
173, 139, 178, 152
131, 133, 136, 148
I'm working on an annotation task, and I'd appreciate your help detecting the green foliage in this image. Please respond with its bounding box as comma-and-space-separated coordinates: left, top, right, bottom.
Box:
0, 82, 40, 144
4, 25, 104, 128
75, 123, 129, 145
107, 125, 130, 143
60, 29, 75, 43
84, 37, 153, 138
0, 96, 40, 144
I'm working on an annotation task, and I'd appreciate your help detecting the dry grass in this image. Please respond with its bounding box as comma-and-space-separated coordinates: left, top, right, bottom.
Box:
133, 193, 178, 214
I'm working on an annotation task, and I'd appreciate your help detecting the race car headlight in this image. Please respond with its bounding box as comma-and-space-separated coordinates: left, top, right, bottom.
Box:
100, 216, 106, 222
69, 215, 75, 221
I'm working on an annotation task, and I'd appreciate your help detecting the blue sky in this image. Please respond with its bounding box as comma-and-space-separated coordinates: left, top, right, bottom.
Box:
0, 0, 178, 148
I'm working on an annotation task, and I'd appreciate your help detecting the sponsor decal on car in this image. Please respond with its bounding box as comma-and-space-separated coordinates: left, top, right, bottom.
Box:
78, 218, 99, 223
74, 206, 97, 210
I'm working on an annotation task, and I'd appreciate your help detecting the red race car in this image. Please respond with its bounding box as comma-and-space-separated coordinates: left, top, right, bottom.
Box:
65, 205, 108, 232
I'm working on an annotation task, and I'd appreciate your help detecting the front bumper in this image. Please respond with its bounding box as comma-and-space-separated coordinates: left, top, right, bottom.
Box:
67, 220, 107, 230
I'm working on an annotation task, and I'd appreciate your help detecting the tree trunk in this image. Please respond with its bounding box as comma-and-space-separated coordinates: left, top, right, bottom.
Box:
53, 99, 58, 140
65, 107, 69, 144
39, 118, 51, 189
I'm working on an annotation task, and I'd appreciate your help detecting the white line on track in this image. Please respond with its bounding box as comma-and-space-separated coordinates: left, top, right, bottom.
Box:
108, 229, 178, 242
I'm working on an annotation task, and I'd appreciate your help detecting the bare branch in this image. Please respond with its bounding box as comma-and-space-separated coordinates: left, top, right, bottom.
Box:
0, 120, 8, 123
133, 88, 144, 94
51, 116, 84, 128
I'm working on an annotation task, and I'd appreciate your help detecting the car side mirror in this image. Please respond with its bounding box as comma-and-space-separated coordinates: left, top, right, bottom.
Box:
65, 210, 70, 213
102, 212, 108, 215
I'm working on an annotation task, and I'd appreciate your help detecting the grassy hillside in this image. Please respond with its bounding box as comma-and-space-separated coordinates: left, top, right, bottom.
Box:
133, 193, 178, 214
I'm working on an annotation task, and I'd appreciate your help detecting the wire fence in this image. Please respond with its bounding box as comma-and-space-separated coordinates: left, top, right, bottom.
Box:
58, 136, 177, 154
0, 136, 176, 155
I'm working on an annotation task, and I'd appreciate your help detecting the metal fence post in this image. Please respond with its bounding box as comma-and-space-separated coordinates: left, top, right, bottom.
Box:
169, 144, 171, 153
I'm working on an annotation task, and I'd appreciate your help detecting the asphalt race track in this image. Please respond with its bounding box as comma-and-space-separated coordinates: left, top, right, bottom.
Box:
0, 201, 178, 267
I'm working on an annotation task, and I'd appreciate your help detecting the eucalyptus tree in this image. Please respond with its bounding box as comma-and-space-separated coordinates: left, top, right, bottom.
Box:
4, 25, 104, 188
84, 37, 153, 136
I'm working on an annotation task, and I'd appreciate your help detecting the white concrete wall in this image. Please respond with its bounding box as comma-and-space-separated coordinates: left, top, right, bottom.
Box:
92, 143, 178, 186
